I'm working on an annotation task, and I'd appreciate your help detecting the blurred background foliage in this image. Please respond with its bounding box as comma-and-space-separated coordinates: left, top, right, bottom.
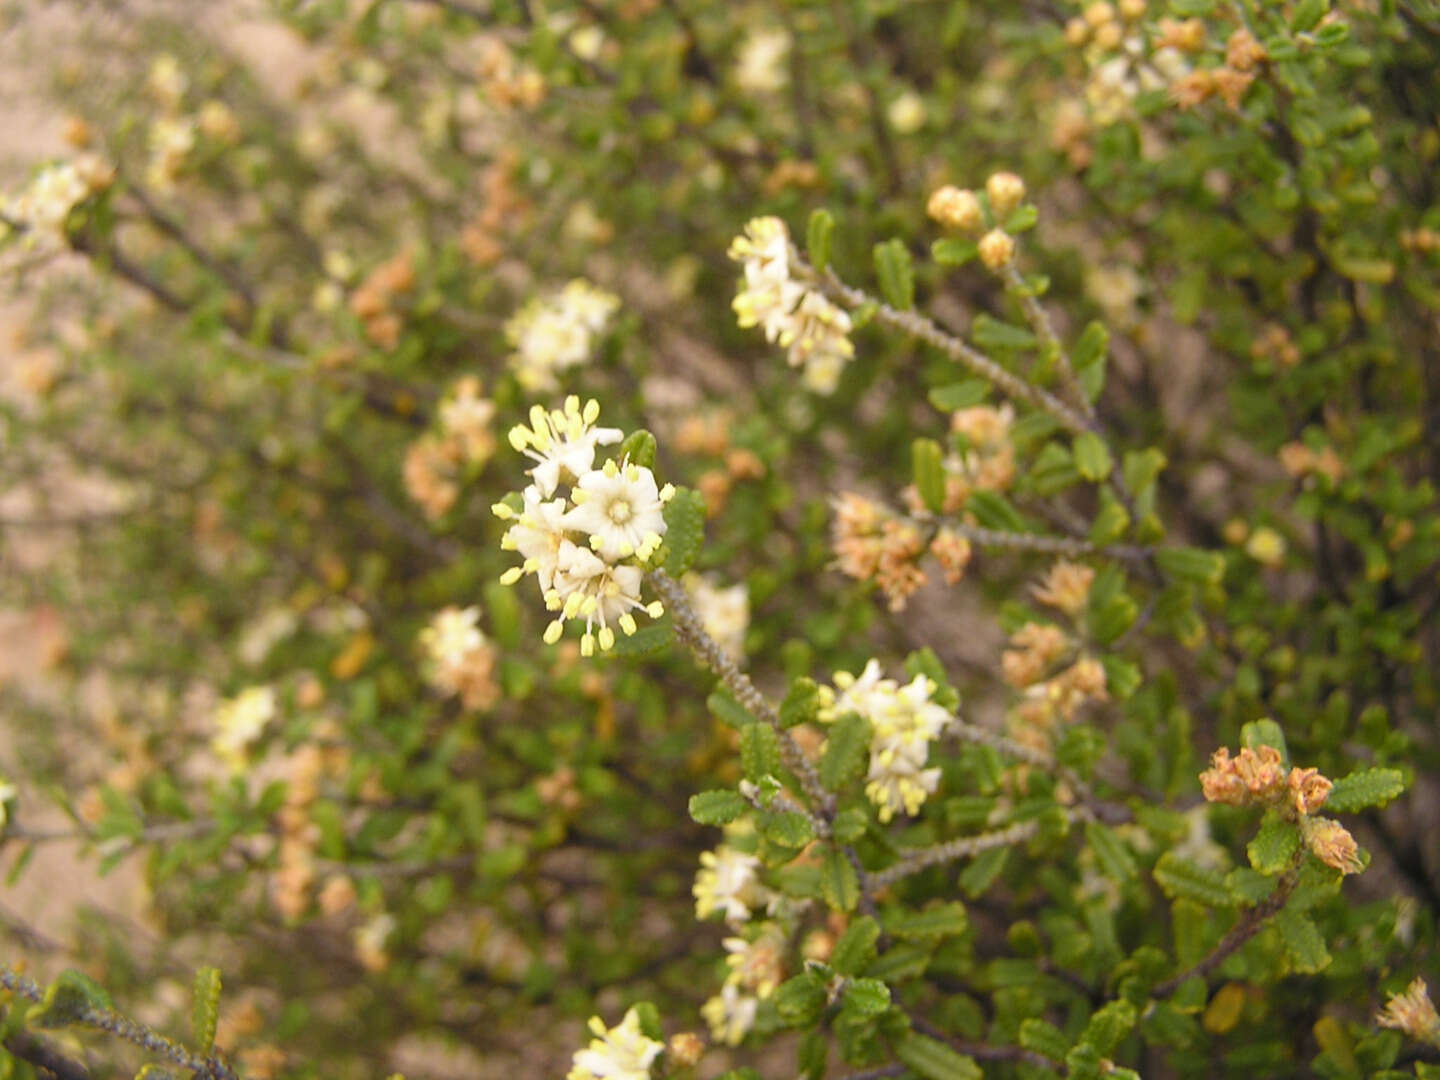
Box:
0, 0, 1437, 1077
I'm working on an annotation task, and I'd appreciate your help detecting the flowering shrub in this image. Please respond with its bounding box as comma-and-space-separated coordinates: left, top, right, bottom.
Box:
0, 2, 1436, 1079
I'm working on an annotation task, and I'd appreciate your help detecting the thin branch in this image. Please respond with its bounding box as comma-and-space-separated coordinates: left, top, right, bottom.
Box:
647, 569, 834, 824
794, 252, 1097, 436
1001, 261, 1097, 424
868, 819, 1041, 889
946, 521, 1150, 562
1152, 868, 1299, 998
0, 967, 238, 1080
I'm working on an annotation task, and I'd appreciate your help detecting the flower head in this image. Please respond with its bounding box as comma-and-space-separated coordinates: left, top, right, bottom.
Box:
694, 846, 765, 925
506, 397, 623, 498
702, 983, 758, 1047
1376, 977, 1440, 1046
212, 686, 278, 773
568, 1008, 664, 1080
563, 459, 673, 562
506, 280, 619, 391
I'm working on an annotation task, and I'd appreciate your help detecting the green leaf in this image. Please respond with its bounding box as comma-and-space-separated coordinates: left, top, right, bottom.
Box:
1275, 908, 1331, 973
632, 1001, 663, 1042
775, 973, 828, 1027
932, 237, 978, 266
1324, 768, 1405, 812
1153, 852, 1232, 908
1004, 204, 1039, 233
763, 810, 816, 849
821, 846, 860, 912
708, 688, 757, 729
191, 967, 221, 1054
1087, 821, 1137, 881
1122, 447, 1167, 495
971, 314, 1037, 351
797, 1029, 828, 1080
807, 208, 834, 274
1073, 432, 1114, 482
661, 486, 706, 575
904, 648, 959, 710
886, 901, 968, 941
689, 790, 748, 826
1154, 546, 1225, 586
1240, 719, 1288, 765
30, 970, 113, 1028
913, 438, 946, 514
832, 806, 869, 843
779, 678, 821, 729
1029, 442, 1080, 495
1247, 815, 1301, 875
874, 238, 915, 310
618, 428, 657, 470
1081, 1000, 1136, 1057
927, 378, 990, 411
840, 978, 891, 1018
959, 845, 1009, 897
1290, 0, 1327, 32
741, 723, 781, 783
610, 619, 673, 658
895, 1034, 982, 1080
831, 916, 880, 975
820, 712, 871, 791
1019, 1017, 1069, 1062
1088, 490, 1131, 546
966, 490, 1028, 532
1100, 656, 1141, 699
1073, 321, 1109, 369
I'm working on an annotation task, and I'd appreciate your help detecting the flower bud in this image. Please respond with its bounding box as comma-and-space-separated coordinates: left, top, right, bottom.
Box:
985, 171, 1027, 217
668, 1032, 705, 1068
1093, 21, 1124, 50
1084, 1, 1116, 28
1118, 0, 1146, 19
977, 228, 1016, 270
1064, 17, 1090, 47
927, 185, 983, 231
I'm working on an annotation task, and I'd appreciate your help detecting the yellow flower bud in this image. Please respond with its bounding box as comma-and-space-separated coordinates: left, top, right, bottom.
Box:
927, 185, 984, 231
977, 228, 1016, 270
985, 171, 1027, 217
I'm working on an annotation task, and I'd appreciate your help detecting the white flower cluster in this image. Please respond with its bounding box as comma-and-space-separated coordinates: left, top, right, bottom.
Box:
495, 397, 671, 655
2, 159, 111, 249
568, 1008, 664, 1080
821, 660, 954, 822
729, 217, 855, 394
419, 605, 499, 710
211, 685, 278, 773
505, 279, 620, 392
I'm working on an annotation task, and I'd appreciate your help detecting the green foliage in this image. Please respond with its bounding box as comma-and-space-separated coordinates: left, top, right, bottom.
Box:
189, 967, 221, 1055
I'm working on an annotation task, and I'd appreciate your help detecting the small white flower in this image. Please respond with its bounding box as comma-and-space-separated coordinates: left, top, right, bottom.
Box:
505, 397, 623, 498
694, 846, 764, 925
499, 487, 571, 592
563, 459, 672, 562
211, 686, 278, 772
702, 983, 759, 1046
568, 1008, 664, 1080
545, 542, 660, 656
865, 747, 942, 824
420, 606, 484, 669
734, 28, 791, 95
506, 280, 619, 391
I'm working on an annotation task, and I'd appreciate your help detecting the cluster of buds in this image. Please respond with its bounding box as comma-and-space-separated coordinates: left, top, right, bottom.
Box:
1200, 744, 1363, 874
505, 279, 620, 392
403, 377, 498, 519
142, 56, 239, 191
672, 408, 767, 515
1250, 322, 1301, 368
1065, 0, 1151, 52
830, 493, 931, 611
1170, 27, 1266, 110
819, 660, 955, 822
495, 398, 671, 656
927, 172, 1027, 271
1004, 628, 1109, 752
475, 36, 545, 110
729, 217, 855, 394
272, 740, 346, 920
418, 606, 500, 711
1399, 226, 1440, 255
349, 249, 416, 351
459, 150, 530, 267
1278, 441, 1343, 484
